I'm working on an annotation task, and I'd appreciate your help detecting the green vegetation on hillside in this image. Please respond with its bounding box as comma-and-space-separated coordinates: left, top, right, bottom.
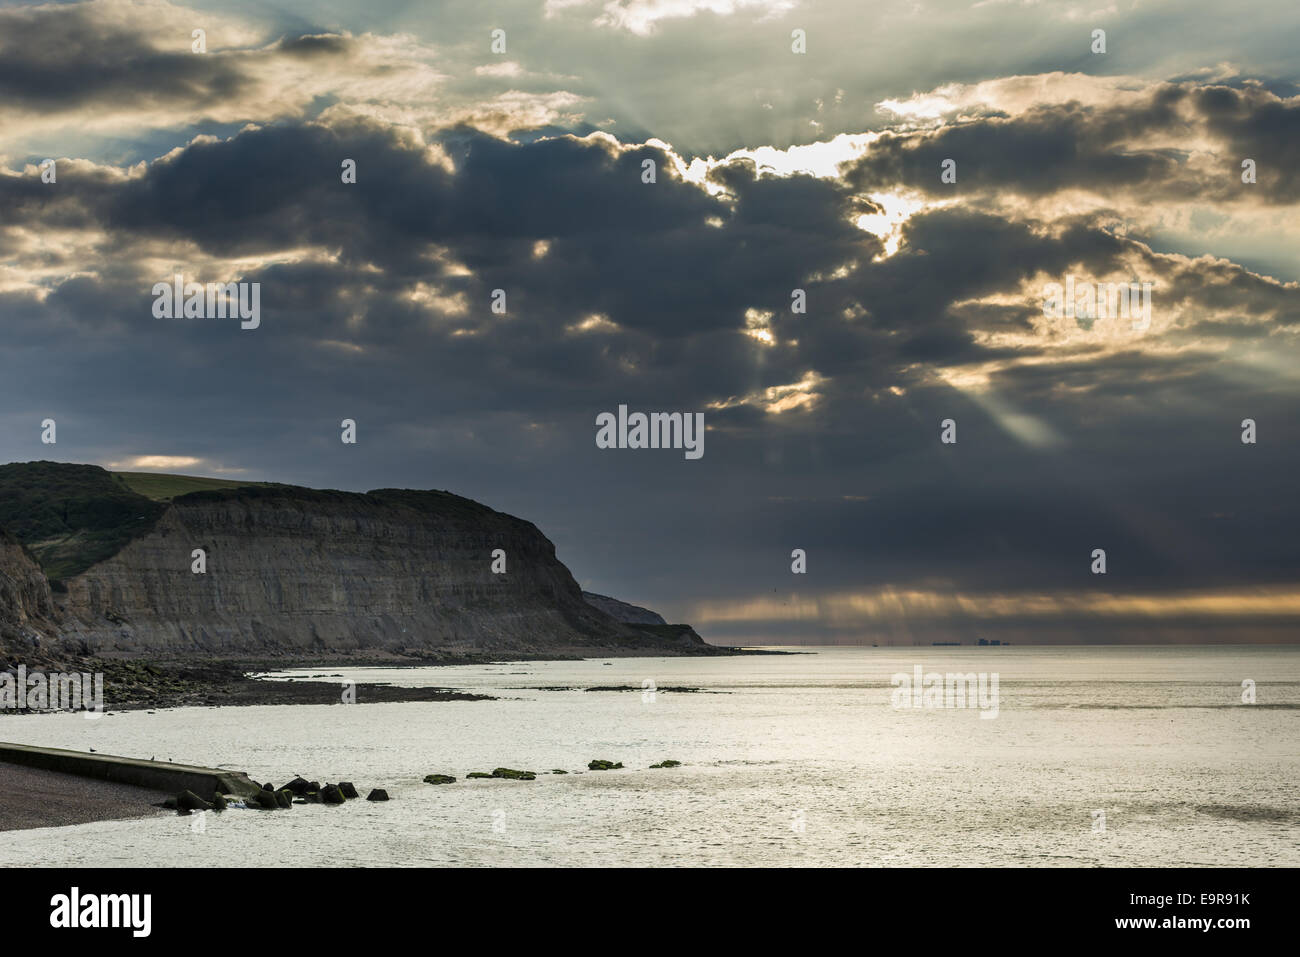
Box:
113, 471, 270, 501
0, 462, 166, 580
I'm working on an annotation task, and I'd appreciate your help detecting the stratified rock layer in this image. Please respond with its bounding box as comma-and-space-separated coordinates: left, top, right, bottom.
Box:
581, 592, 667, 625
51, 485, 706, 658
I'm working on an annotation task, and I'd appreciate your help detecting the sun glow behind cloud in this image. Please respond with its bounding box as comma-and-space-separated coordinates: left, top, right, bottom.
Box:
681, 132, 876, 194
105, 455, 202, 470
686, 584, 1300, 627
854, 191, 934, 259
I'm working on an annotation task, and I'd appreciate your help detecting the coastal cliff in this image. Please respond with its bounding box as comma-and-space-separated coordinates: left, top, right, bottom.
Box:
581, 592, 667, 625
0, 529, 61, 665
0, 463, 715, 661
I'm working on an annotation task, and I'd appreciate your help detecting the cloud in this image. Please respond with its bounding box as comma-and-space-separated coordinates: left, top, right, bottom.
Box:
104, 455, 203, 470
547, 0, 799, 36
2, 2, 1300, 641
0, 3, 454, 158
852, 79, 1300, 206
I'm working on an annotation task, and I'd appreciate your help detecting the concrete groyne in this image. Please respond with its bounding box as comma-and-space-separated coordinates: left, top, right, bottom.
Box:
0, 742, 262, 799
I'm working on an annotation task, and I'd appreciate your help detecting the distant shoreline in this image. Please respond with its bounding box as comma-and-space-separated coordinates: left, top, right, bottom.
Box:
0, 660, 493, 713
0, 648, 797, 714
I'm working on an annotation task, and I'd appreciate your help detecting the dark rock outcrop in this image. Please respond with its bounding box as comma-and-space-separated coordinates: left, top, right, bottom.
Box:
581, 592, 666, 625
320, 784, 346, 805
176, 790, 212, 811
490, 767, 535, 781
248, 790, 280, 810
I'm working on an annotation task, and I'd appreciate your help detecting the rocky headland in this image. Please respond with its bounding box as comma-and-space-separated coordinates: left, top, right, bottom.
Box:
0, 461, 737, 710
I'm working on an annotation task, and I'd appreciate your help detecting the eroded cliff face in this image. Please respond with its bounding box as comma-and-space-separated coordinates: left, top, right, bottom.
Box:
55, 487, 704, 658
0, 530, 61, 664
581, 592, 667, 625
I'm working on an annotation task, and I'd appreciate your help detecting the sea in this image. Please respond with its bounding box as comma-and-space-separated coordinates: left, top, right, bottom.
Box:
1, 646, 1297, 867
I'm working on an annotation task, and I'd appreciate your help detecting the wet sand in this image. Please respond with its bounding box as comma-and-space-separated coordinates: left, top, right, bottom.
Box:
0, 761, 170, 831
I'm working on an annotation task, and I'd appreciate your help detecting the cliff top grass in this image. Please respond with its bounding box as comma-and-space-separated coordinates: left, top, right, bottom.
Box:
113, 471, 271, 501
173, 483, 512, 524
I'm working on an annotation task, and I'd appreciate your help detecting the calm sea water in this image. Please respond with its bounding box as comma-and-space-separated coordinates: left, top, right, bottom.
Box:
2, 646, 1297, 867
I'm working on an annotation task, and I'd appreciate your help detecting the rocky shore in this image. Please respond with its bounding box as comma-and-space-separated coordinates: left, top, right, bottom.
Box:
0, 658, 492, 712
0, 647, 789, 713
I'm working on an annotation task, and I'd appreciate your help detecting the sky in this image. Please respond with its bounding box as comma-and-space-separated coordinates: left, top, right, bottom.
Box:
1, 0, 1298, 644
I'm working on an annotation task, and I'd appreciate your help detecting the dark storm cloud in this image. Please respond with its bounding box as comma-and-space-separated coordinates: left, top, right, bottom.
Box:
275, 34, 352, 57
3, 23, 1300, 641
0, 160, 120, 236
94, 122, 717, 257
1193, 84, 1300, 201
4, 114, 1294, 419
8, 120, 884, 346
846, 83, 1300, 205
0, 4, 253, 112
